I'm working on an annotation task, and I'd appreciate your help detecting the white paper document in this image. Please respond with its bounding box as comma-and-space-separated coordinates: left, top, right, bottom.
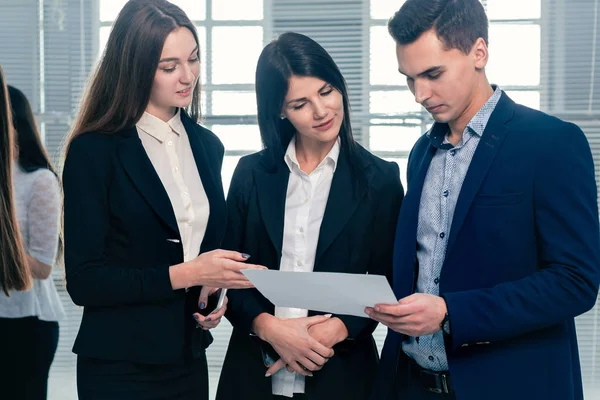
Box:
242, 270, 398, 318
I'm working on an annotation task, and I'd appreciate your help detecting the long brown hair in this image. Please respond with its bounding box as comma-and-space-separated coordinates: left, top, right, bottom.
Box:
67, 0, 201, 145
9, 85, 63, 263
0, 65, 31, 295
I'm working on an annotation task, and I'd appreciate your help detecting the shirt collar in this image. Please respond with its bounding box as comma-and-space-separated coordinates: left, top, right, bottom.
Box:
427, 85, 503, 149
284, 136, 341, 173
136, 109, 183, 143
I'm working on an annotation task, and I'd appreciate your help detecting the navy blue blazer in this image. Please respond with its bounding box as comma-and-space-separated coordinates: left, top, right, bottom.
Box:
375, 93, 600, 400
62, 112, 226, 364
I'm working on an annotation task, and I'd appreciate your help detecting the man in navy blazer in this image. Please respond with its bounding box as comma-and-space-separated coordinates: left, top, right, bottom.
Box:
366, 1, 600, 399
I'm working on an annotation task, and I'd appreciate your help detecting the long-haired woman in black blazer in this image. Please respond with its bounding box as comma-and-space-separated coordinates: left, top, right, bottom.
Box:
62, 1, 263, 399
216, 32, 405, 400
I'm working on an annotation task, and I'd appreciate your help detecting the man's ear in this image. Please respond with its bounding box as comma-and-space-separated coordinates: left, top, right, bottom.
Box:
472, 37, 489, 70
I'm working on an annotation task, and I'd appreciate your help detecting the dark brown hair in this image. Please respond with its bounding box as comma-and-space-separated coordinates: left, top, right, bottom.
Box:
9, 85, 63, 263
0, 65, 31, 295
67, 0, 201, 142
388, 0, 488, 54
8, 85, 58, 175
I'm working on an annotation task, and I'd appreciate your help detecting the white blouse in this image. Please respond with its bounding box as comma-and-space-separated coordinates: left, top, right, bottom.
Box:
136, 110, 210, 263
272, 136, 340, 397
0, 163, 65, 321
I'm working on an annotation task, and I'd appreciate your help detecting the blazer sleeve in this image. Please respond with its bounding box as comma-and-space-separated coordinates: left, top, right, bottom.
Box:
63, 134, 178, 307
335, 161, 405, 341
443, 122, 600, 349
223, 158, 273, 333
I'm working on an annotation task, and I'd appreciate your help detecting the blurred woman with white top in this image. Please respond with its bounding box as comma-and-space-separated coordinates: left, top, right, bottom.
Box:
0, 84, 65, 400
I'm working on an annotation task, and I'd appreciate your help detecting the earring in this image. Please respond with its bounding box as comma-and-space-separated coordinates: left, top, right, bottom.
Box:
280, 115, 285, 119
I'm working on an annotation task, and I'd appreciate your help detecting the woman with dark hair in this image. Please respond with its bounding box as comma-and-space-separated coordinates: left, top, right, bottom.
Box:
0, 84, 65, 400
9, 85, 58, 173
216, 32, 404, 400
62, 1, 264, 399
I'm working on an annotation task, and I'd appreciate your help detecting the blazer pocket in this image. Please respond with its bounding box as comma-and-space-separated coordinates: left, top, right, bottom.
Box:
473, 192, 524, 206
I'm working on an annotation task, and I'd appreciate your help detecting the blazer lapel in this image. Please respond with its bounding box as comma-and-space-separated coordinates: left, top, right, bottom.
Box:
445, 94, 515, 258
117, 129, 180, 235
254, 160, 290, 260
182, 116, 227, 253
314, 149, 368, 270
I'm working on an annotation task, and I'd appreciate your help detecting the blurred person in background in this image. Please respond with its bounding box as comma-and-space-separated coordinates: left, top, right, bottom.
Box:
0, 84, 65, 400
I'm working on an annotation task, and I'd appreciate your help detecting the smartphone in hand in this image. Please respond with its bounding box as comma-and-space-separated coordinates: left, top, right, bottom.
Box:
199, 288, 227, 316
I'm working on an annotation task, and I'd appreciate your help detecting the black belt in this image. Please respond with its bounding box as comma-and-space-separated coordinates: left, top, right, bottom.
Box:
406, 355, 454, 395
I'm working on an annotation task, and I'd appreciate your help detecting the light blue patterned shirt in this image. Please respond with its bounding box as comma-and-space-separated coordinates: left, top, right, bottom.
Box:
402, 86, 503, 371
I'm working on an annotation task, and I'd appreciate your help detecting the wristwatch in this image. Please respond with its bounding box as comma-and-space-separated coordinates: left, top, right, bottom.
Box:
441, 312, 451, 336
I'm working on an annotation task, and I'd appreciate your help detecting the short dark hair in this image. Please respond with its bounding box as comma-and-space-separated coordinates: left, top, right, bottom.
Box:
255, 32, 358, 169
388, 0, 488, 54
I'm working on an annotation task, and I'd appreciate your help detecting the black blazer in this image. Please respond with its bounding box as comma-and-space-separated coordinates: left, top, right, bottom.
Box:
62, 112, 226, 364
216, 144, 404, 400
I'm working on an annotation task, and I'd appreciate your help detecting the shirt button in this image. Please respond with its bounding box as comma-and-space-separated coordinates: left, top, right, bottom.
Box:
304, 198, 309, 203
183, 192, 189, 197
299, 227, 304, 233
450, 150, 456, 156
296, 260, 303, 267
428, 356, 435, 361
443, 190, 449, 197
439, 232, 445, 239
173, 166, 179, 172
167, 141, 173, 146
434, 278, 439, 284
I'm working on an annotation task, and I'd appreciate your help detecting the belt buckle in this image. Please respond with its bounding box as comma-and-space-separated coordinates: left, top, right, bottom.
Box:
421, 369, 450, 394
439, 373, 450, 394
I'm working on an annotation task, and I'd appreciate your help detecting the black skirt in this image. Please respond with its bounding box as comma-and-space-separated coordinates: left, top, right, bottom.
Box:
0, 316, 59, 400
77, 353, 208, 400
